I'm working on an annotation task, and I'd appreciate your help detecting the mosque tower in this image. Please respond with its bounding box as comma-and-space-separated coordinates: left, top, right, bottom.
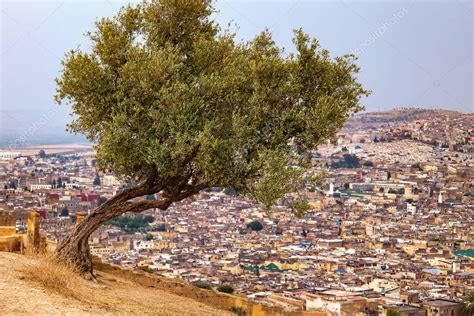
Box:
328, 183, 334, 196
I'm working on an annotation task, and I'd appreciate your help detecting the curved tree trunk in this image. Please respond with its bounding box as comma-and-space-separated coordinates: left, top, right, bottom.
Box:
55, 201, 131, 274
54, 171, 205, 275
55, 197, 174, 274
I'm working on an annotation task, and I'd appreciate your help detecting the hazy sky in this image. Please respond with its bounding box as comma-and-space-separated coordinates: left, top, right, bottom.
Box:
0, 0, 472, 146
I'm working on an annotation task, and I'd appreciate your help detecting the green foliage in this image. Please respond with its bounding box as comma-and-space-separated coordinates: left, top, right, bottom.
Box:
230, 307, 246, 316
247, 220, 263, 232
462, 292, 474, 316
108, 214, 155, 233
223, 187, 237, 196
192, 281, 213, 290
60, 207, 69, 217
288, 197, 311, 218
217, 284, 234, 294
140, 266, 154, 273
38, 149, 46, 159
98, 196, 108, 206
150, 223, 166, 232
57, 177, 63, 188
145, 233, 153, 241
55, 0, 369, 213
386, 310, 401, 316
143, 215, 154, 223
145, 194, 156, 200
331, 154, 360, 169
363, 160, 374, 167
93, 173, 101, 186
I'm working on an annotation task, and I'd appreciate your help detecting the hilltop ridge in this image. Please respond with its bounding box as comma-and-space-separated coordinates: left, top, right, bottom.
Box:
0, 252, 230, 315
345, 107, 471, 128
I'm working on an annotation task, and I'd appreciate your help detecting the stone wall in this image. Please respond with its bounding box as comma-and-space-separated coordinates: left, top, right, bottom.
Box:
93, 259, 328, 316
0, 211, 16, 226
0, 211, 16, 236
0, 210, 45, 254
26, 210, 47, 253
0, 235, 22, 252
0, 210, 21, 251
0, 213, 327, 315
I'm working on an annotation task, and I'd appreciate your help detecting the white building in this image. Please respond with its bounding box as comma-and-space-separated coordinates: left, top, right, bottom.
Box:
133, 240, 154, 250
30, 184, 52, 191
65, 183, 82, 189
0, 151, 21, 160
70, 176, 93, 185
102, 174, 120, 186
327, 183, 334, 196
407, 203, 417, 215
348, 145, 363, 154
90, 245, 114, 256
438, 191, 443, 204
363, 202, 376, 211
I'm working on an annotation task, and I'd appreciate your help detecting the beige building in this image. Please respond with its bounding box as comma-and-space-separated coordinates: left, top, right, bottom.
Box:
382, 304, 425, 316
423, 300, 462, 316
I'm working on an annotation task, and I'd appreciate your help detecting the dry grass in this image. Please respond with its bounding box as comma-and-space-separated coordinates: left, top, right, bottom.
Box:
20, 253, 114, 311
13, 253, 231, 315
19, 253, 86, 300
19, 253, 120, 312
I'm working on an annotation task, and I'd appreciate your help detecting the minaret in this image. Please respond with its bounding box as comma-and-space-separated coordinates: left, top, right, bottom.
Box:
453, 257, 460, 273
328, 183, 334, 196
438, 191, 443, 204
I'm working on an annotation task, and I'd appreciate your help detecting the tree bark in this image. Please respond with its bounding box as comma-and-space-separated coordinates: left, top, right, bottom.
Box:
55, 202, 122, 274
54, 170, 165, 274
54, 195, 173, 274
54, 174, 205, 275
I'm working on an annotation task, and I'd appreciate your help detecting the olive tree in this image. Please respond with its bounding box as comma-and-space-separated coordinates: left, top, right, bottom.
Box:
54, 0, 369, 274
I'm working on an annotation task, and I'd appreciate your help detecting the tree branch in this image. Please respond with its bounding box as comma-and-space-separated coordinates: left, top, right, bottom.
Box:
125, 198, 173, 213
172, 182, 208, 201
125, 182, 208, 214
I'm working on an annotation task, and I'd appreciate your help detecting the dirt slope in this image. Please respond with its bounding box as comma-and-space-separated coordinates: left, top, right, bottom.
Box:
0, 252, 230, 315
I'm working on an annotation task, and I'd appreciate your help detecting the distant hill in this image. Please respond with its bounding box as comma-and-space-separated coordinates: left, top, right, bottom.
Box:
344, 108, 473, 131
0, 132, 88, 150
2, 107, 471, 148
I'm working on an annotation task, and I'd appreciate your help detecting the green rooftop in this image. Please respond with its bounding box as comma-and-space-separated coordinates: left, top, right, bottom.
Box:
453, 249, 474, 258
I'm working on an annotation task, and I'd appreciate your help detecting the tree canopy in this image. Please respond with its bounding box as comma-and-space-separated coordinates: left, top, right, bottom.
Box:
55, 0, 368, 216
217, 284, 234, 294
331, 154, 361, 169
247, 220, 264, 232
462, 292, 474, 316
107, 214, 155, 233
60, 207, 69, 217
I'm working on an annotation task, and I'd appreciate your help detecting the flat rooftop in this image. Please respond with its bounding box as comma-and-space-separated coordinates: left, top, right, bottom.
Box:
424, 300, 460, 307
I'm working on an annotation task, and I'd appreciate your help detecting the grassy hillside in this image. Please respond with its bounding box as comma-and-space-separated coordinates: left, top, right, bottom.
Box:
0, 252, 230, 315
